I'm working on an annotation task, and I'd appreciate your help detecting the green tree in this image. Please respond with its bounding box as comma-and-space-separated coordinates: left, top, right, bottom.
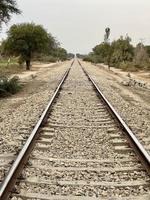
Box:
47, 34, 59, 55
145, 46, 150, 57
0, 0, 21, 28
134, 43, 149, 67
111, 36, 134, 66
93, 42, 112, 67
83, 52, 100, 63
3, 23, 50, 70
53, 47, 68, 61
68, 53, 74, 59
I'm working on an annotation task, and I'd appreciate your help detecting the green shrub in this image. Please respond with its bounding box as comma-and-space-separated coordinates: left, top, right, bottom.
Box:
83, 54, 102, 64
0, 76, 22, 97
33, 55, 58, 63
41, 55, 58, 63
119, 62, 138, 72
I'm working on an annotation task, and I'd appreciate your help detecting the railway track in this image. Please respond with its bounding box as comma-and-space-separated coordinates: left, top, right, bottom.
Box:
0, 59, 150, 200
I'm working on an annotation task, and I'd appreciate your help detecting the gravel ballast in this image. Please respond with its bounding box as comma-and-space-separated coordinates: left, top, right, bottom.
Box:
83, 61, 150, 156
10, 60, 150, 200
0, 62, 70, 181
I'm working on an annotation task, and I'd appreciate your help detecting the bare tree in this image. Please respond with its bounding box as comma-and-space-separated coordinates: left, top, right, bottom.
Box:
134, 43, 149, 66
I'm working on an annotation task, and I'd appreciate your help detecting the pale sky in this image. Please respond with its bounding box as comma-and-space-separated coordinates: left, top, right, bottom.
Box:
1, 0, 150, 53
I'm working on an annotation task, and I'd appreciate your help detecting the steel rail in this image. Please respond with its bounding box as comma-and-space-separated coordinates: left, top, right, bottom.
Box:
0, 60, 74, 200
78, 60, 150, 175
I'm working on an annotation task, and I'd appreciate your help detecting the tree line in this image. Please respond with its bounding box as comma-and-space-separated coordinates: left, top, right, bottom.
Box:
84, 31, 150, 71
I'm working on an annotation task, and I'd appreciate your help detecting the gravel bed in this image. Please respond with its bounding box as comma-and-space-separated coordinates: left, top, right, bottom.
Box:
33, 128, 135, 160
0, 62, 69, 181
30, 157, 141, 168
10, 61, 150, 199
15, 182, 150, 198
24, 167, 148, 182
82, 62, 150, 155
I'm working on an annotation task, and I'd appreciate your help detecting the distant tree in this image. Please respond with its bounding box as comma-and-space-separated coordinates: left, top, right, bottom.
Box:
145, 45, 150, 57
47, 34, 59, 55
111, 36, 134, 65
83, 52, 100, 63
0, 0, 21, 28
134, 43, 149, 66
93, 42, 112, 68
83, 34, 136, 70
2, 23, 50, 70
76, 53, 87, 59
68, 53, 74, 59
53, 47, 68, 61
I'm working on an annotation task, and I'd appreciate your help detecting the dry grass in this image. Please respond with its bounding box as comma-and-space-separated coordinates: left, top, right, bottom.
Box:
0, 57, 24, 76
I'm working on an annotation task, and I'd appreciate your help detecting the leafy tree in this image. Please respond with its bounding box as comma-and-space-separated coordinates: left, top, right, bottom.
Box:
68, 53, 74, 59
2, 23, 50, 70
0, 0, 21, 28
76, 53, 87, 59
111, 36, 134, 65
145, 46, 150, 57
47, 34, 59, 55
93, 42, 112, 67
134, 43, 149, 67
52, 47, 68, 61
85, 33, 150, 71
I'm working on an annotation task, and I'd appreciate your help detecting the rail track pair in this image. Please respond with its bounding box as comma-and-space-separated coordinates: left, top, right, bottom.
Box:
0, 59, 150, 200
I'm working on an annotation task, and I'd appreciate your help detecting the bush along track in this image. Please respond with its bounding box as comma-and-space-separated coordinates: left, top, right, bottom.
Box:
0, 76, 22, 97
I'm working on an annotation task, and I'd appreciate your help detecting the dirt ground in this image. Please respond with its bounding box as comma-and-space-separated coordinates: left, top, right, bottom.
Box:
99, 63, 150, 83
95, 63, 150, 106
7, 62, 68, 100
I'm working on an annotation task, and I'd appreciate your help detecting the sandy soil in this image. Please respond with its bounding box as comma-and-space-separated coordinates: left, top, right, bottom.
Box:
99, 63, 150, 85
10, 62, 59, 80
92, 63, 150, 106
